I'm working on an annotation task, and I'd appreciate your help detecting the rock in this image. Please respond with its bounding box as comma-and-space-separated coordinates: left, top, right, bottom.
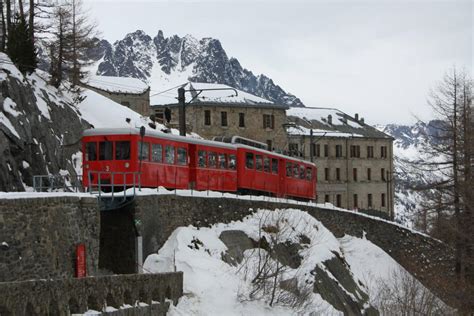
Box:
219, 230, 254, 265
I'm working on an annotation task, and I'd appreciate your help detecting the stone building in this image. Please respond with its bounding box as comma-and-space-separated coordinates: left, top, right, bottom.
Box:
81, 75, 150, 115
151, 82, 289, 150
286, 107, 394, 217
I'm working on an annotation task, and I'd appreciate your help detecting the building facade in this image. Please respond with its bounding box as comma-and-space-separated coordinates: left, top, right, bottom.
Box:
287, 108, 394, 217
152, 83, 289, 151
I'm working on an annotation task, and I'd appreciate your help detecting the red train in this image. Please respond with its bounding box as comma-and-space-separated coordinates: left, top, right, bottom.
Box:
82, 128, 317, 200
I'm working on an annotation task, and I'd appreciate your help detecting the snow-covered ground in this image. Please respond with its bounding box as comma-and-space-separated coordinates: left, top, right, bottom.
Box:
143, 208, 447, 315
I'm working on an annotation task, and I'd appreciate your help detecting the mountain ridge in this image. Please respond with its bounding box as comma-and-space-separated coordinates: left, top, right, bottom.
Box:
88, 30, 304, 107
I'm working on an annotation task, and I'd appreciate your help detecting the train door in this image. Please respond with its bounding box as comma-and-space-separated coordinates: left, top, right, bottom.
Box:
278, 158, 286, 198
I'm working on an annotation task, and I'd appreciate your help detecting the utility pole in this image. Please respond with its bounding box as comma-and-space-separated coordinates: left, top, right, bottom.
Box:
310, 129, 314, 162
178, 87, 186, 136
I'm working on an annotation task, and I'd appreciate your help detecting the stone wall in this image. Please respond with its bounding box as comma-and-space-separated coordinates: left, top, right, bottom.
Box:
0, 272, 183, 315
0, 196, 100, 281
134, 194, 457, 308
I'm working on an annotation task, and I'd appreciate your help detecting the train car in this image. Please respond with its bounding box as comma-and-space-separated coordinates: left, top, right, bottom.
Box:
235, 145, 316, 200
82, 128, 316, 200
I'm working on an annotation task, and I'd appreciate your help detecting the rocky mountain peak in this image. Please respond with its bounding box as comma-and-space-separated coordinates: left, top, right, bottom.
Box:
91, 30, 304, 107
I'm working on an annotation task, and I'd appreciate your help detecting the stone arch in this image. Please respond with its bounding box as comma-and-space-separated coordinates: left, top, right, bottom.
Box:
68, 297, 80, 314
123, 289, 134, 306
106, 292, 118, 309
87, 295, 101, 312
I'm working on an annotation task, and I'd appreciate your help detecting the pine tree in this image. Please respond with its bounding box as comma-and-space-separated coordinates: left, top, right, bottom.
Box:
6, 13, 36, 73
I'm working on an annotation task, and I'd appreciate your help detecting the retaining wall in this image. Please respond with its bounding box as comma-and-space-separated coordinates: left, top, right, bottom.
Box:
0, 272, 183, 315
0, 196, 100, 281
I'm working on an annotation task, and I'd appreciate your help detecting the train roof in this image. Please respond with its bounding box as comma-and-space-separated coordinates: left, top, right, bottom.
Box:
83, 128, 315, 167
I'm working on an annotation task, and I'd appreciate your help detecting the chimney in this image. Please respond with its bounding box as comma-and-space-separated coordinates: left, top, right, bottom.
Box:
328, 115, 332, 125
360, 117, 364, 124
354, 113, 359, 121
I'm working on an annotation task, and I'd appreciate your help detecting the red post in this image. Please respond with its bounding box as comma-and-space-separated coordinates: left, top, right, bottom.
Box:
76, 243, 86, 278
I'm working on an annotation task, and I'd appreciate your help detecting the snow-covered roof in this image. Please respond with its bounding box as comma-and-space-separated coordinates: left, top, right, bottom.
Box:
151, 82, 286, 109
287, 107, 392, 139
83, 75, 149, 94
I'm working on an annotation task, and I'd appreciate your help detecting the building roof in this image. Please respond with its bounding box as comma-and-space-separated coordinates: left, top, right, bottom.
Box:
151, 82, 287, 109
286, 107, 393, 139
83, 75, 149, 94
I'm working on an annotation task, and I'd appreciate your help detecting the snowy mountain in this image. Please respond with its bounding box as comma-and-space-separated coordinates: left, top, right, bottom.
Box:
87, 30, 304, 107
378, 121, 444, 229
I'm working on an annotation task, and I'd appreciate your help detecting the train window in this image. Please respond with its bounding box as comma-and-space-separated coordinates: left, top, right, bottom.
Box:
286, 162, 292, 177
198, 150, 206, 167
138, 142, 150, 161
272, 159, 278, 174
165, 145, 175, 164
208, 152, 217, 168
115, 141, 130, 160
86, 142, 97, 161
256, 155, 263, 171
177, 148, 187, 165
152, 144, 162, 162
99, 141, 113, 161
300, 166, 305, 179
229, 154, 236, 170
306, 167, 312, 181
263, 157, 270, 173
293, 164, 299, 178
219, 153, 227, 169
246, 152, 254, 169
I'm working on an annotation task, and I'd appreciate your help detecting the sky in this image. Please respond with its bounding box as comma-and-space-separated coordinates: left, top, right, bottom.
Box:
84, 0, 473, 125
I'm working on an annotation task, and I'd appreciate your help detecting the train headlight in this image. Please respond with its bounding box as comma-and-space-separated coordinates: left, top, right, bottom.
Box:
125, 162, 130, 168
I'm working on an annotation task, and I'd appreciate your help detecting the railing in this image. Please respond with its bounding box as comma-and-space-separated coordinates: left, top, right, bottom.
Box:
33, 174, 84, 192
87, 171, 141, 210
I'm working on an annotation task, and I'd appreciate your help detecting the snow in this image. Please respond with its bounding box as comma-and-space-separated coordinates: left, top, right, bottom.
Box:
77, 88, 154, 130
22, 161, 30, 169
84, 75, 149, 94
151, 82, 274, 106
0, 53, 24, 80
287, 107, 364, 128
287, 125, 364, 138
0, 112, 20, 138
3, 97, 22, 117
145, 209, 341, 315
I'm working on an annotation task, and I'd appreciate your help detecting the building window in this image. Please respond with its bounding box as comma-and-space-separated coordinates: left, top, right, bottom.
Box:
310, 143, 316, 157
353, 194, 358, 209
289, 143, 299, 156
336, 194, 342, 208
367, 168, 371, 181
204, 110, 211, 126
221, 111, 228, 127
381, 193, 386, 207
353, 168, 358, 181
324, 144, 329, 157
263, 114, 274, 129
325, 168, 329, 181
381, 146, 388, 158
239, 113, 245, 127
325, 194, 330, 203
381, 168, 386, 181
368, 193, 373, 208
335, 145, 343, 158
336, 168, 341, 181
266, 140, 272, 151
316, 144, 321, 157
367, 146, 374, 158
350, 145, 361, 158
